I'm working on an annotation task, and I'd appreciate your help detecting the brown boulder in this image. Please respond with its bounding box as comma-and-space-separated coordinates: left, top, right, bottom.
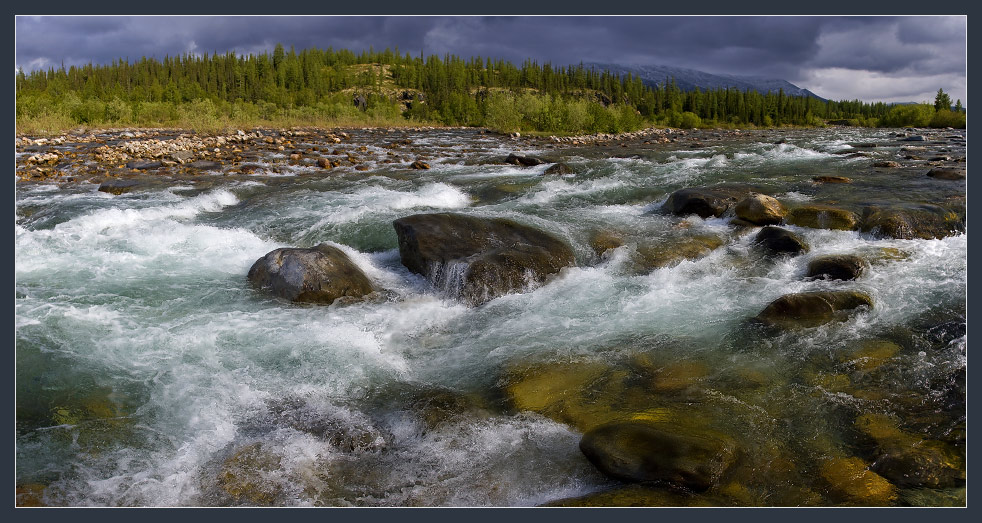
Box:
733, 194, 786, 225
247, 244, 375, 304
755, 291, 873, 328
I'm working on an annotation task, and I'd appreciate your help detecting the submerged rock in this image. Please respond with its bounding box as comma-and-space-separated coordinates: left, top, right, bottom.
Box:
755, 291, 873, 328
392, 213, 575, 305
855, 413, 965, 489
733, 194, 786, 225
806, 254, 867, 281
662, 186, 749, 218
812, 176, 852, 184
926, 168, 965, 180
247, 244, 375, 304
819, 456, 898, 506
840, 340, 901, 371
541, 484, 735, 507
635, 235, 725, 270
588, 229, 625, 257
785, 205, 859, 231
579, 421, 738, 491
217, 443, 284, 506
752, 226, 808, 256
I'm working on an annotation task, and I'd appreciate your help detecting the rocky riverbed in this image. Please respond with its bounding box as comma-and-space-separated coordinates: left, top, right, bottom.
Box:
16, 125, 966, 506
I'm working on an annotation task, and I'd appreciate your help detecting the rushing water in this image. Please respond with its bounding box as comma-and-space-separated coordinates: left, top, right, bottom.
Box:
15, 127, 966, 506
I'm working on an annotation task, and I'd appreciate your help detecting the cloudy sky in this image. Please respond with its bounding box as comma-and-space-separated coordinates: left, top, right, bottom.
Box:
15, 16, 967, 104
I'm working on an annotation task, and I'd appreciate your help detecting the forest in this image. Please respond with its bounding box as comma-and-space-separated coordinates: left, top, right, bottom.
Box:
15, 45, 967, 134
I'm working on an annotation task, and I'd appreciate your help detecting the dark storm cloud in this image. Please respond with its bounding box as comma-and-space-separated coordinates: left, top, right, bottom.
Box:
15, 15, 966, 103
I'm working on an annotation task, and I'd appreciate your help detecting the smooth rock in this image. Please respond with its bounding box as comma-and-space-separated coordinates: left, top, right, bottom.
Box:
755, 291, 873, 328
752, 226, 808, 256
579, 421, 738, 491
392, 213, 575, 305
902, 135, 926, 141
247, 244, 375, 304
785, 206, 859, 231
635, 235, 725, 270
873, 161, 901, 168
806, 254, 867, 281
855, 414, 965, 489
410, 160, 430, 170
589, 229, 625, 257
812, 176, 852, 184
819, 456, 897, 505
733, 194, 786, 225
841, 340, 900, 371
927, 168, 965, 180
662, 187, 749, 218
125, 160, 162, 170
187, 160, 222, 170
860, 205, 964, 240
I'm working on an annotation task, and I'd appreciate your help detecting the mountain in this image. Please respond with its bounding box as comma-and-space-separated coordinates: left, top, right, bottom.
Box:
587, 62, 826, 101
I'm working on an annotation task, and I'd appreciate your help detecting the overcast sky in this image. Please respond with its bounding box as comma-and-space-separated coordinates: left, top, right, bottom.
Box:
15, 16, 967, 104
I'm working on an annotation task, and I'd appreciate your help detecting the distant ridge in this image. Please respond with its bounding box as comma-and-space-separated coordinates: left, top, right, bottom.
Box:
588, 62, 826, 101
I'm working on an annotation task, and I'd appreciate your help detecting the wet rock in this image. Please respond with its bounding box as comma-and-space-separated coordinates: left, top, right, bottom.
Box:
662, 187, 749, 218
15, 483, 47, 507
317, 158, 332, 169
541, 484, 735, 507
217, 443, 284, 505
859, 205, 964, 240
392, 213, 575, 305
819, 456, 897, 505
755, 291, 873, 329
806, 254, 867, 281
647, 360, 711, 393
926, 168, 965, 180
410, 160, 430, 170
902, 135, 926, 141
187, 160, 222, 170
247, 244, 375, 305
97, 179, 141, 195
812, 176, 852, 184
504, 153, 545, 167
752, 226, 808, 256
635, 235, 725, 270
840, 340, 900, 371
785, 205, 859, 231
855, 413, 964, 489
544, 162, 574, 175
589, 229, 625, 257
125, 160, 162, 170
354, 164, 371, 171
873, 161, 901, 168
733, 194, 786, 225
171, 150, 195, 163
579, 421, 738, 491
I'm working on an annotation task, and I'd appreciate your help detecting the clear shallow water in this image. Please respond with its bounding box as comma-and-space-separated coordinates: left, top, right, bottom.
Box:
16, 128, 966, 506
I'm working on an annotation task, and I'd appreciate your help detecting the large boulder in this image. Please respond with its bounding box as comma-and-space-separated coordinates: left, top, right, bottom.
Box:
662, 187, 749, 218
752, 226, 808, 256
733, 194, 786, 225
579, 421, 738, 491
755, 291, 873, 328
98, 179, 141, 195
855, 414, 965, 489
543, 162, 574, 175
785, 205, 859, 231
247, 244, 375, 304
859, 205, 964, 240
806, 254, 867, 281
927, 168, 965, 181
392, 213, 575, 305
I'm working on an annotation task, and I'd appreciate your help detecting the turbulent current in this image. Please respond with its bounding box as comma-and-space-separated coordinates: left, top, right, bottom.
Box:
15, 127, 966, 506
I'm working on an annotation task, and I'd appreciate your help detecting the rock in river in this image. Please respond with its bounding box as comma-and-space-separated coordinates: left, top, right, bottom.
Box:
543, 162, 574, 175
733, 193, 786, 225
392, 213, 575, 305
755, 291, 873, 328
859, 205, 964, 240
752, 226, 808, 256
806, 254, 867, 281
662, 186, 750, 218
785, 205, 859, 231
926, 168, 965, 181
504, 153, 545, 167
247, 244, 375, 304
97, 179, 141, 195
579, 421, 738, 491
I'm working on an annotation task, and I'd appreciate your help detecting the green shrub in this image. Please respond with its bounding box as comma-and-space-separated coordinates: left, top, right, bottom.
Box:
929, 109, 966, 129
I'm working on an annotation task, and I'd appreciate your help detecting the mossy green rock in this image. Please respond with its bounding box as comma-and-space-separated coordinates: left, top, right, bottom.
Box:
579, 421, 738, 491
855, 413, 965, 488
756, 291, 873, 328
819, 456, 898, 506
217, 443, 284, 506
635, 235, 725, 269
733, 193, 786, 225
859, 205, 964, 240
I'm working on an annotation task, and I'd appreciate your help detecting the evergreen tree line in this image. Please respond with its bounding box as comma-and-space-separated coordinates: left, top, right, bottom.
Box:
15, 44, 966, 133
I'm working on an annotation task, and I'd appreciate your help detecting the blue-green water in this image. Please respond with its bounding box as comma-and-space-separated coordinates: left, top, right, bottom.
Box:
16, 128, 965, 506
